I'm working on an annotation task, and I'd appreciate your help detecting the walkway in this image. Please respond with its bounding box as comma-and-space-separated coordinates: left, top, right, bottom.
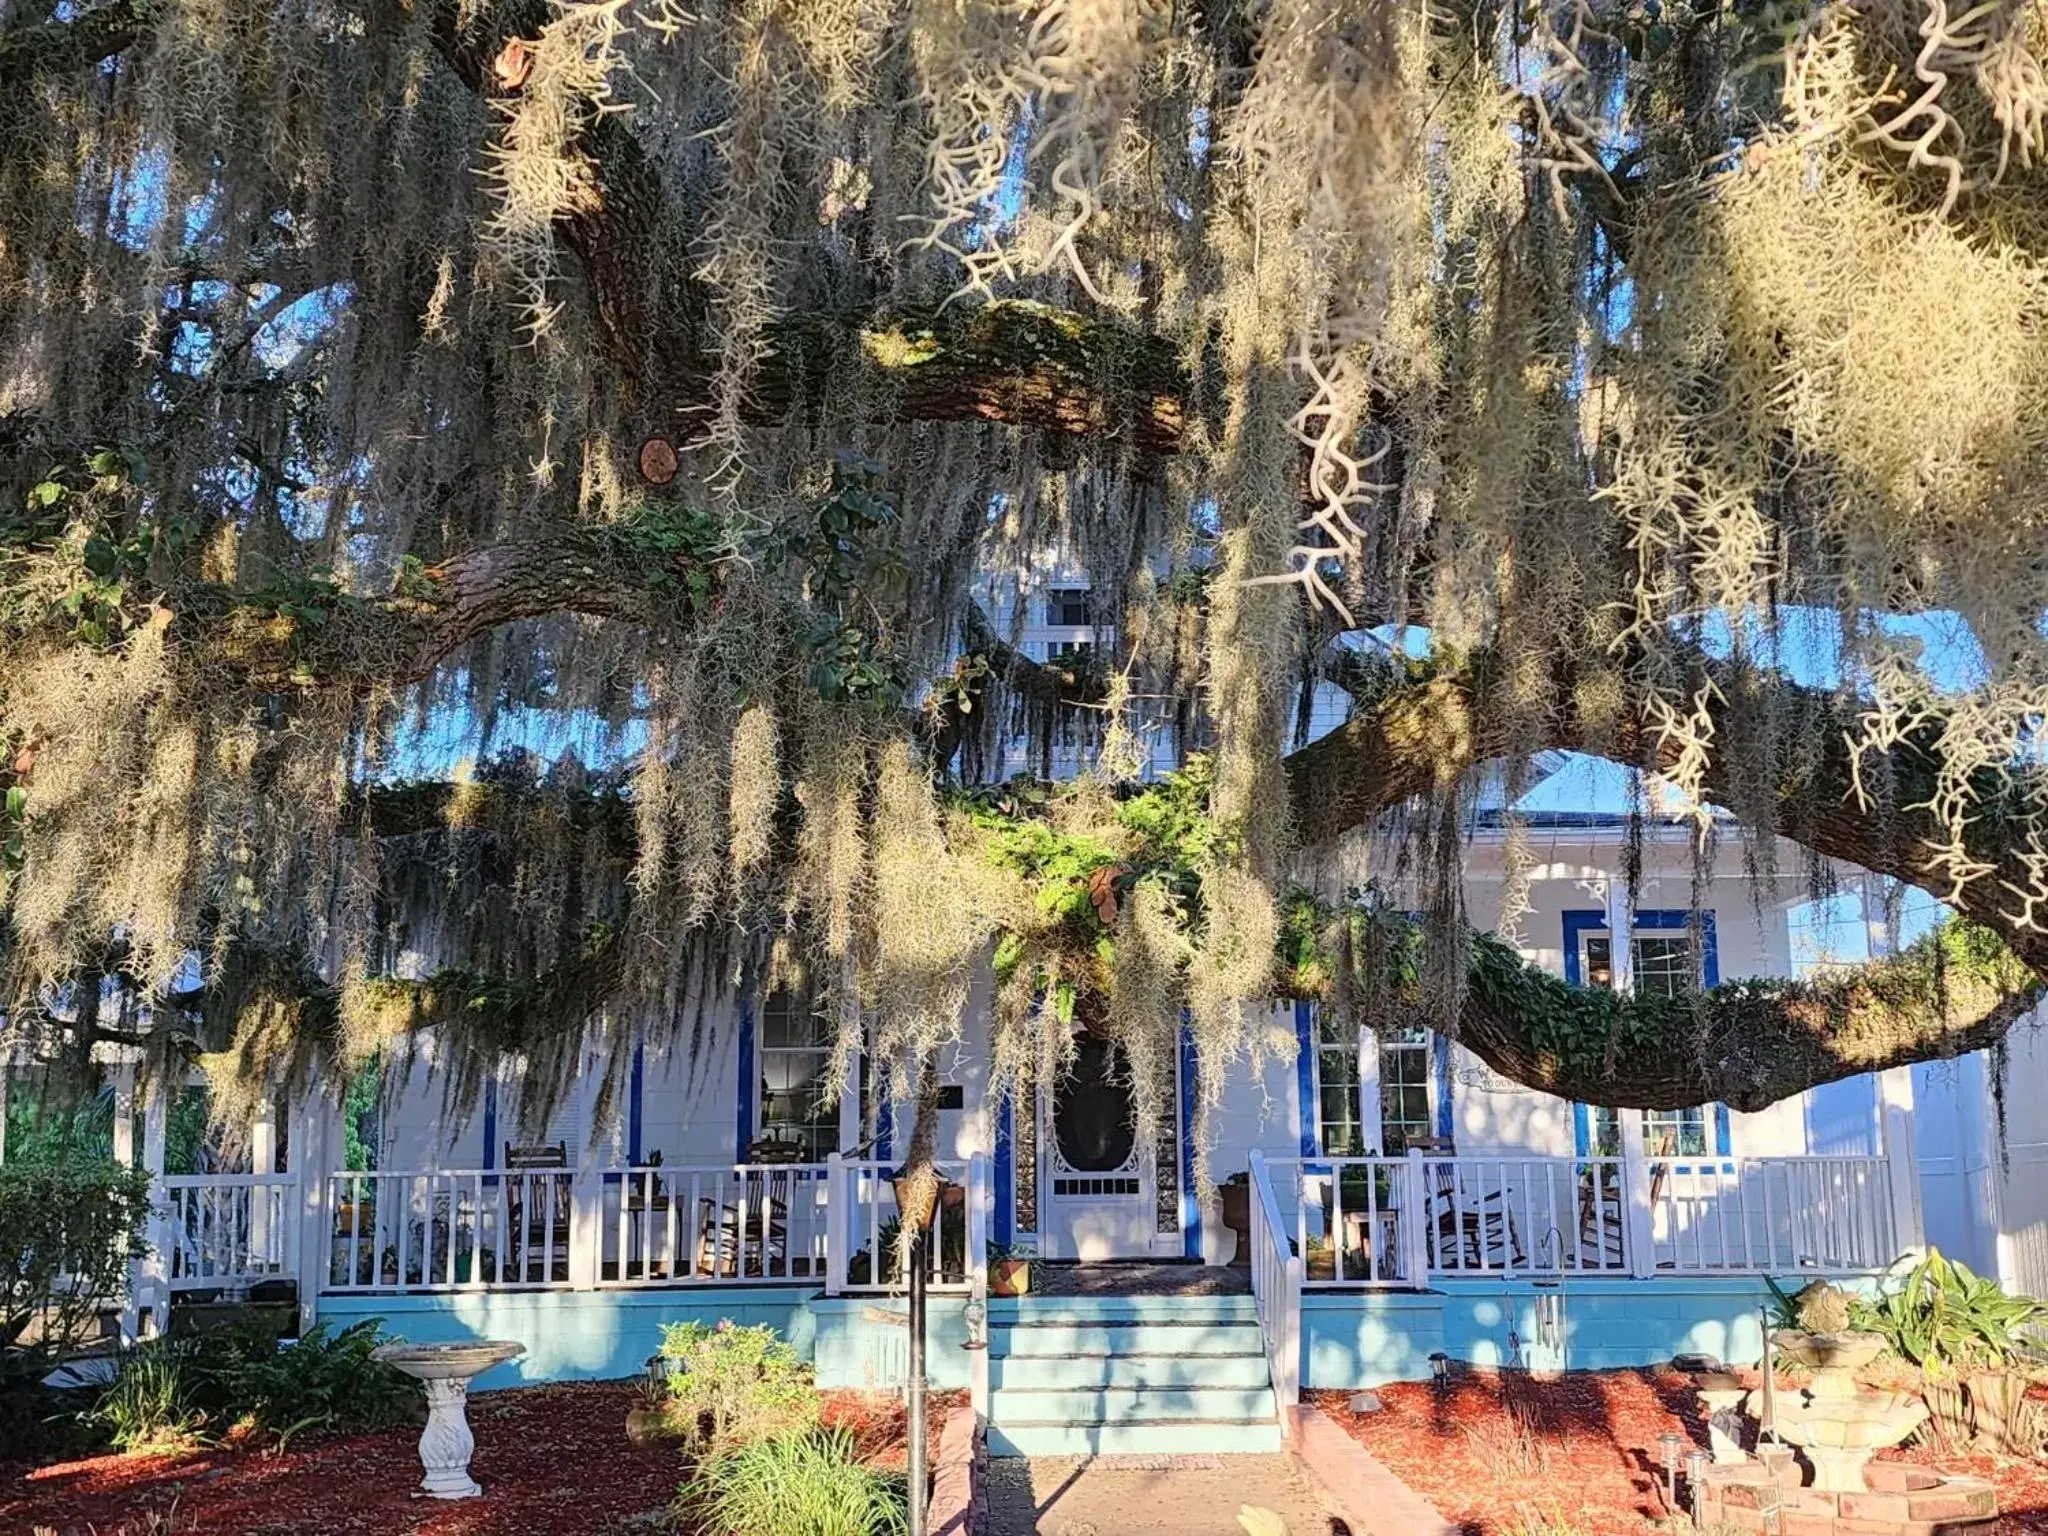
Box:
985, 1453, 1351, 1536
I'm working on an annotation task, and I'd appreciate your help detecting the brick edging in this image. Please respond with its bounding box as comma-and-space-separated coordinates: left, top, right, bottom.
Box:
1287, 1404, 1460, 1536
930, 1402, 984, 1536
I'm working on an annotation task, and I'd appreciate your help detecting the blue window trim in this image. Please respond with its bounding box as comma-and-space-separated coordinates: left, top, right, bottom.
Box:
628, 1042, 644, 1165
1294, 1000, 1317, 1155
735, 999, 755, 1161
1564, 908, 1728, 1155
481, 1078, 498, 1183
1433, 1031, 1453, 1141
1180, 1021, 1201, 1259
994, 1094, 1014, 1248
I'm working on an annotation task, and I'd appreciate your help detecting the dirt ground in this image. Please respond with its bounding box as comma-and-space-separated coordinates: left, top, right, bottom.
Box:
984, 1452, 1349, 1536
3, 1382, 951, 1536
1311, 1367, 2048, 1536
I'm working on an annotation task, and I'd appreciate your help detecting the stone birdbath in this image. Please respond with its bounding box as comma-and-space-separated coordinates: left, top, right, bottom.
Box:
373, 1339, 526, 1499
1748, 1329, 1928, 1493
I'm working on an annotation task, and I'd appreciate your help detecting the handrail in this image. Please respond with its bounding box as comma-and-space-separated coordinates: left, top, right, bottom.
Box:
965, 1151, 991, 1418
1246, 1150, 1301, 1436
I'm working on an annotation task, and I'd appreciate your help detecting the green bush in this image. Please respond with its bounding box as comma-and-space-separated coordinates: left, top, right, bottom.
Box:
0, 1159, 153, 1385
90, 1316, 411, 1451
1852, 1248, 2047, 1374
658, 1320, 818, 1452
679, 1428, 907, 1536
91, 1342, 203, 1452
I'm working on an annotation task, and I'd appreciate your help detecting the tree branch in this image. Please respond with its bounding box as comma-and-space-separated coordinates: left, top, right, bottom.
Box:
0, 0, 148, 86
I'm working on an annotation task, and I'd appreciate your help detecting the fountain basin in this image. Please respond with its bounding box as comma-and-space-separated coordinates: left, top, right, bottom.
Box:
374, 1339, 526, 1499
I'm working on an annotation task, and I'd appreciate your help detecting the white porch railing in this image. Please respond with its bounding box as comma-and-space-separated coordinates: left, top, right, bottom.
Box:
135, 1148, 1895, 1302
1264, 1153, 1897, 1283
1648, 1155, 1895, 1274
825, 1157, 973, 1295
324, 1169, 576, 1293
1266, 1156, 1423, 1287
1416, 1156, 1635, 1278
597, 1165, 831, 1286
1246, 1150, 1302, 1435
161, 1173, 296, 1292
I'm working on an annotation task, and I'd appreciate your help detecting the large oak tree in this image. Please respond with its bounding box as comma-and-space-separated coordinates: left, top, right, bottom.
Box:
5, 0, 2048, 1141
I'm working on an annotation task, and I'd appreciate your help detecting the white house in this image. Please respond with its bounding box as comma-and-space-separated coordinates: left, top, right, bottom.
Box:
7, 581, 2042, 1457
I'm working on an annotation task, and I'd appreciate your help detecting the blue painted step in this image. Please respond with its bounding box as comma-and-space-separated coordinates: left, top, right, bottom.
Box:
985, 1299, 1282, 1458
990, 1350, 1271, 1390
986, 1418, 1286, 1458
991, 1386, 1277, 1422
991, 1320, 1264, 1357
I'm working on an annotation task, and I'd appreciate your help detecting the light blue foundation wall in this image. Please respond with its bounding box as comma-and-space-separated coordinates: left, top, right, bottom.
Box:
324, 1274, 1861, 1395
1303, 1276, 1859, 1389
318, 1288, 814, 1391
809, 1297, 972, 1392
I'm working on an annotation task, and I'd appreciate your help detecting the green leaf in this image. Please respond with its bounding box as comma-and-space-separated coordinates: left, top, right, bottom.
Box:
29, 480, 65, 508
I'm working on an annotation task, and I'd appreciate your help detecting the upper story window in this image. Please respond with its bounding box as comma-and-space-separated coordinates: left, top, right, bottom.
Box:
757, 990, 837, 1159
1580, 930, 1700, 998
1047, 588, 1090, 627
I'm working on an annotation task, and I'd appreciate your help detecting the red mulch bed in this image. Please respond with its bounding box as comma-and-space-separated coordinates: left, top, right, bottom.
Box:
1310, 1369, 2048, 1536
4, 1383, 959, 1536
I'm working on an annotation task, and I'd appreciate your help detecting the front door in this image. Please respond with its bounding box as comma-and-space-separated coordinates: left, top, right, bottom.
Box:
1041, 1035, 1159, 1259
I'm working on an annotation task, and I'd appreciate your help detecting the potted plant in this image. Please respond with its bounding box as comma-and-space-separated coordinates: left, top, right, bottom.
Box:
989, 1242, 1032, 1297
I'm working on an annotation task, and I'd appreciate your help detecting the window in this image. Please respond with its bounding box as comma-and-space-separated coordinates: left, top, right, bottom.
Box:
1048, 588, 1090, 626
1578, 930, 1698, 997
1631, 935, 1694, 999
1583, 1105, 1711, 1157
757, 990, 837, 1159
1644, 1106, 1709, 1155
1315, 1015, 1364, 1155
1049, 638, 1094, 659
1378, 1025, 1434, 1152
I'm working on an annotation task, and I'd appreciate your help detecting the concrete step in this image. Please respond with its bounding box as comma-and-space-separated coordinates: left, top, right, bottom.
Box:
990, 1386, 1279, 1424
990, 1320, 1265, 1358
986, 1417, 1286, 1458
989, 1349, 1272, 1391
990, 1296, 1259, 1326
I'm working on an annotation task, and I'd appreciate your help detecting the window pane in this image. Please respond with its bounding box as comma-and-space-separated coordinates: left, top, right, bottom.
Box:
1645, 1106, 1709, 1155
1583, 935, 1614, 990
1586, 1106, 1621, 1157
1632, 935, 1695, 999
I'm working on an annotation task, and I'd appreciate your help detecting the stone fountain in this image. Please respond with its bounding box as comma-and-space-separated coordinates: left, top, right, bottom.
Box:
1686, 1289, 1996, 1534
374, 1339, 526, 1499
1755, 1328, 1928, 1493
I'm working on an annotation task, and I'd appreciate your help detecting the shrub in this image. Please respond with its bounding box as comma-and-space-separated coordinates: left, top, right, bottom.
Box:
91, 1316, 410, 1451
658, 1320, 818, 1451
0, 1159, 153, 1385
1851, 1249, 2046, 1374
91, 1342, 203, 1452
679, 1429, 907, 1536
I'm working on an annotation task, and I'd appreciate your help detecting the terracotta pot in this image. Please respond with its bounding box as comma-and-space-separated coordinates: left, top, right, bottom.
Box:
990, 1259, 1031, 1297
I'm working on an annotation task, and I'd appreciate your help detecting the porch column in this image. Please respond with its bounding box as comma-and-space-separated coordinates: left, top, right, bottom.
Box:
824, 1153, 848, 1295
137, 1069, 171, 1338
1878, 1067, 1924, 1260
568, 1031, 606, 1290
1620, 1110, 1656, 1279
248, 1094, 279, 1277
113, 1060, 139, 1340
289, 1068, 338, 1331
0, 1056, 9, 1165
